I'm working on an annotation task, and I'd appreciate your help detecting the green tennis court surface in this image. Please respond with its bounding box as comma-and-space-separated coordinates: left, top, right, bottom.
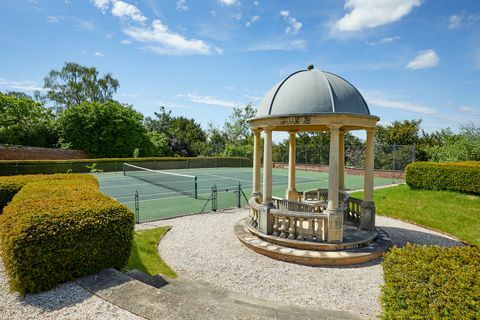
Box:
97, 167, 402, 222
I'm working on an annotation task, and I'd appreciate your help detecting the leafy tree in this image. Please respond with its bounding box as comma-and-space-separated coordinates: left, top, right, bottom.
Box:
426, 123, 480, 162
204, 123, 229, 156
224, 104, 256, 143
0, 92, 57, 147
147, 131, 172, 156
57, 101, 152, 157
376, 119, 422, 145
44, 62, 119, 109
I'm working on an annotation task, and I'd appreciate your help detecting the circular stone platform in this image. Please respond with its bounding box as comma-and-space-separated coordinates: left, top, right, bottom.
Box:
235, 218, 391, 266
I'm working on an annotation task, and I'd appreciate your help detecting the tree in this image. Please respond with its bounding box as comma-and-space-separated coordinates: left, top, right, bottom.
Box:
44, 62, 119, 109
426, 123, 480, 162
57, 101, 153, 157
0, 92, 57, 147
375, 119, 422, 145
224, 104, 256, 143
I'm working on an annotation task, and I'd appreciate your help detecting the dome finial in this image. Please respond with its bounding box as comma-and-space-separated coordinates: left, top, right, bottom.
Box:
307, 64, 314, 71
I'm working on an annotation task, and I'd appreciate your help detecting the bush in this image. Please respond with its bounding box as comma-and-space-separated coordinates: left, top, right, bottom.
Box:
382, 244, 480, 319
405, 161, 480, 194
0, 174, 134, 294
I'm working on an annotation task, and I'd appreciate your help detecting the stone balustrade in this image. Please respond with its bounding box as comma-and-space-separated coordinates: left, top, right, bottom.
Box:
248, 188, 365, 242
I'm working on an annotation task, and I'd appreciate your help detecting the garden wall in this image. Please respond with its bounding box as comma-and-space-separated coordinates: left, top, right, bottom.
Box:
273, 162, 404, 180
0, 145, 87, 160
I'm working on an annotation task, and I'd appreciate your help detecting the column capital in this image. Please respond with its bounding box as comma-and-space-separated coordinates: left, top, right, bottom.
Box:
365, 127, 376, 134
288, 130, 297, 136
329, 124, 342, 131
252, 128, 262, 135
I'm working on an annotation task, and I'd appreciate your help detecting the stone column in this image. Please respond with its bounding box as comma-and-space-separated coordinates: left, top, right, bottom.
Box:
286, 131, 298, 201
259, 128, 273, 234
361, 127, 376, 231
252, 129, 262, 196
339, 130, 345, 191
326, 125, 343, 243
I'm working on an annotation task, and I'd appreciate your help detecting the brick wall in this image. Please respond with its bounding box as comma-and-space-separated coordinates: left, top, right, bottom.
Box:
0, 145, 88, 160
273, 162, 404, 179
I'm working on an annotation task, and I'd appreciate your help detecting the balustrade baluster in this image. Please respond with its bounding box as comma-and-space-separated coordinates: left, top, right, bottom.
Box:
280, 217, 290, 238
288, 217, 296, 240
272, 215, 280, 236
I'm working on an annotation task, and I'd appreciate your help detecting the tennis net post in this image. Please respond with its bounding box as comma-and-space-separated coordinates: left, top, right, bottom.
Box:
194, 176, 198, 199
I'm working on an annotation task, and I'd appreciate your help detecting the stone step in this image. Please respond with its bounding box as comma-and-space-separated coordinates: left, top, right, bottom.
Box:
235, 218, 391, 266
77, 268, 359, 320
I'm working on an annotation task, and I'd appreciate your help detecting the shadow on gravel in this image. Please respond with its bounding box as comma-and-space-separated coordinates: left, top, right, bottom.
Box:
382, 226, 461, 248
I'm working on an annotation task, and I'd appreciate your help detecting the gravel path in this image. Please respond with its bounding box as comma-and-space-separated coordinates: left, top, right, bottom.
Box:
0, 260, 143, 320
144, 209, 461, 320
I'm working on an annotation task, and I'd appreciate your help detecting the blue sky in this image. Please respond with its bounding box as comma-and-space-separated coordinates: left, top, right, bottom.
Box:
1, 0, 479, 141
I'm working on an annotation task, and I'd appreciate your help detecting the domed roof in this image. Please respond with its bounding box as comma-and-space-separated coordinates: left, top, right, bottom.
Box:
257, 66, 370, 117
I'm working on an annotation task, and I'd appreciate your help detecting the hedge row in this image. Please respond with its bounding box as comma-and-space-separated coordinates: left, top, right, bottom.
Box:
0, 174, 135, 294
405, 161, 480, 194
0, 156, 253, 176
382, 244, 480, 319
0, 156, 251, 164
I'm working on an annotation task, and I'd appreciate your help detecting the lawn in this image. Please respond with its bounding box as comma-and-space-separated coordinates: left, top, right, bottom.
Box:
126, 227, 177, 278
352, 184, 480, 245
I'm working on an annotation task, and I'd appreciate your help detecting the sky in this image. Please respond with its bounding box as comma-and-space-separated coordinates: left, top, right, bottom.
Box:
1, 0, 479, 141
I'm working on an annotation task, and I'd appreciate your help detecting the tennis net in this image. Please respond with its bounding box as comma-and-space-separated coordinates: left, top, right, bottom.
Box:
123, 163, 198, 199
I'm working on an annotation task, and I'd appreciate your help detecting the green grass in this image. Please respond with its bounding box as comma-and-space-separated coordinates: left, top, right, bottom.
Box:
352, 184, 480, 245
126, 227, 177, 278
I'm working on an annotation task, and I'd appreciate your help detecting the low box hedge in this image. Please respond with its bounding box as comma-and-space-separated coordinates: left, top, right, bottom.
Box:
382, 244, 480, 319
405, 161, 480, 194
0, 174, 134, 294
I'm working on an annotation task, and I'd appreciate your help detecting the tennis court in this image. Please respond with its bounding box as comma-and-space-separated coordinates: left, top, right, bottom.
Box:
97, 164, 402, 222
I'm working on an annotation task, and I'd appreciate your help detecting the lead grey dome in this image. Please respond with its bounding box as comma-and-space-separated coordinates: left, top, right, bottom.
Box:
257, 67, 370, 117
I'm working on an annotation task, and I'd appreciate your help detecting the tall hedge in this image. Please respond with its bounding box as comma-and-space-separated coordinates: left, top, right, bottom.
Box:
405, 161, 480, 194
0, 174, 134, 294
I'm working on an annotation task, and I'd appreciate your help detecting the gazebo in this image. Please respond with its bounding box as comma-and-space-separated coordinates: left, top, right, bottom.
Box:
235, 65, 391, 266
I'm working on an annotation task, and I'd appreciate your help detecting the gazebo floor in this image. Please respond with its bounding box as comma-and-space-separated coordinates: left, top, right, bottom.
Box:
235, 218, 391, 266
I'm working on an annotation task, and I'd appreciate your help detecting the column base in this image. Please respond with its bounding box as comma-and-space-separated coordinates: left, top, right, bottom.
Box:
326, 208, 344, 243
360, 201, 376, 231
285, 189, 299, 201
258, 203, 274, 235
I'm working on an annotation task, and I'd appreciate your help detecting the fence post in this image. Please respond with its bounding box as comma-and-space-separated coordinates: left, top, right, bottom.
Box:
212, 184, 217, 212
392, 142, 397, 171
237, 181, 241, 208
134, 191, 140, 224
194, 176, 198, 199
412, 143, 416, 163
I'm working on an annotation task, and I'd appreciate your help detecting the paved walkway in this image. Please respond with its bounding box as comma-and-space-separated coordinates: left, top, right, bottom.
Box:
76, 268, 359, 320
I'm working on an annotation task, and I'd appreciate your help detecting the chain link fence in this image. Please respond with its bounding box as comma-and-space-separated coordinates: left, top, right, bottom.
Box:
273, 144, 416, 171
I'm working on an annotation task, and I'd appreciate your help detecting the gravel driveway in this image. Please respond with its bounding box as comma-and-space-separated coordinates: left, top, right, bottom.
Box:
144, 209, 461, 320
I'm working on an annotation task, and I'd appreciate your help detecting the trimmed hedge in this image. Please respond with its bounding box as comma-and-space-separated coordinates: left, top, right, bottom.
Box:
406, 161, 480, 194
0, 156, 252, 175
0, 174, 134, 294
382, 244, 480, 319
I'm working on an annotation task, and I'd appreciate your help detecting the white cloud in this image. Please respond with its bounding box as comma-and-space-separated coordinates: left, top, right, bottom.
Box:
334, 0, 422, 32
185, 94, 239, 108
218, 0, 238, 6
459, 106, 480, 114
94, 51, 105, 57
406, 49, 439, 69
91, 0, 110, 12
176, 0, 188, 10
112, 1, 147, 23
245, 15, 259, 27
248, 39, 306, 51
120, 39, 132, 45
448, 14, 463, 29
367, 96, 437, 114
254, 1, 259, 5
46, 15, 63, 23
366, 36, 400, 46
123, 20, 220, 55
280, 10, 302, 34
0, 78, 44, 92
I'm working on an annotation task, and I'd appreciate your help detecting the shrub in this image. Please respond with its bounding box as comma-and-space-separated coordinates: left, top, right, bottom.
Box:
0, 174, 134, 294
405, 161, 480, 194
382, 244, 480, 319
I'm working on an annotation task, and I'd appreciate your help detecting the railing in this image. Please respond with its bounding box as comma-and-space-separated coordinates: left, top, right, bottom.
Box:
344, 196, 362, 226
248, 189, 365, 242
